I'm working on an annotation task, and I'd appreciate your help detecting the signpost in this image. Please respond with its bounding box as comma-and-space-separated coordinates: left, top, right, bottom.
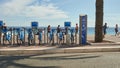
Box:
79, 15, 87, 45
64, 22, 71, 45
64, 22, 71, 27
31, 21, 38, 45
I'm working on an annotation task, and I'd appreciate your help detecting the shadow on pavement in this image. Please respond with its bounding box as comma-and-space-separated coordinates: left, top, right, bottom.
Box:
0, 56, 60, 68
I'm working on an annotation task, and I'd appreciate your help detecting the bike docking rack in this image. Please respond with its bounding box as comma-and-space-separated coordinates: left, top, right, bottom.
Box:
0, 15, 88, 47
0, 26, 86, 47
0, 27, 79, 46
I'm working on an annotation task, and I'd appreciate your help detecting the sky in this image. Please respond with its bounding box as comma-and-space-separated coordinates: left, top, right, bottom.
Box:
0, 0, 120, 27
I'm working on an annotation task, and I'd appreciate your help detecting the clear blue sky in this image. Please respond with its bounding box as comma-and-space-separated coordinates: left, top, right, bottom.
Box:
0, 0, 119, 27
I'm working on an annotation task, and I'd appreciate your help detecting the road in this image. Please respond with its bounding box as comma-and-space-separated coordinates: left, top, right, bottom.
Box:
0, 52, 120, 68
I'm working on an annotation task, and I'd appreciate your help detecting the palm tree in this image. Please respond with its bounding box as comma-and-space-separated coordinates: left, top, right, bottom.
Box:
95, 0, 104, 42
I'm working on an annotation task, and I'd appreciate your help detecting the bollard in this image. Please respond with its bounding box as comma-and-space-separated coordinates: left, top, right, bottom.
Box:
2, 27, 7, 45
52, 29, 55, 45
28, 28, 34, 46
38, 29, 42, 45
49, 31, 53, 45
65, 27, 70, 45
47, 31, 48, 44
10, 28, 12, 45
19, 28, 24, 45
13, 28, 15, 45
58, 31, 63, 45
70, 29, 74, 44
24, 27, 26, 45
44, 28, 46, 44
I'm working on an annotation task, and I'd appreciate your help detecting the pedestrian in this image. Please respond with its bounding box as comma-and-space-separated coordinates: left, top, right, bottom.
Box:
57, 25, 60, 33
115, 24, 118, 36
75, 23, 78, 43
75, 23, 78, 34
57, 25, 61, 44
103, 23, 108, 38
47, 25, 51, 33
47, 25, 51, 43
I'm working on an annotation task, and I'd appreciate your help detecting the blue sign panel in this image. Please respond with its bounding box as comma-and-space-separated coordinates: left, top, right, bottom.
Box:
64, 22, 71, 27
81, 15, 87, 45
31, 22, 38, 28
16, 28, 21, 33
0, 21, 3, 27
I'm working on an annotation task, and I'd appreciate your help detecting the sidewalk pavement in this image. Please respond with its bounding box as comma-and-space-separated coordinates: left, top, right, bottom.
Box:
0, 35, 120, 56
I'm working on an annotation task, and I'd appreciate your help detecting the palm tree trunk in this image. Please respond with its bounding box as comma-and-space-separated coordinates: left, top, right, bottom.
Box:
95, 0, 104, 42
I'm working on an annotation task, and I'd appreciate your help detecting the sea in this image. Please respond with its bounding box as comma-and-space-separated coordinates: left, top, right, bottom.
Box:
7, 26, 119, 35
87, 27, 118, 35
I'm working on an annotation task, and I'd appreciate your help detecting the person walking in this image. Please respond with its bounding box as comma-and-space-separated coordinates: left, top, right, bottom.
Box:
75, 23, 78, 43
103, 23, 108, 38
57, 25, 61, 44
75, 23, 78, 34
115, 24, 118, 36
47, 25, 51, 43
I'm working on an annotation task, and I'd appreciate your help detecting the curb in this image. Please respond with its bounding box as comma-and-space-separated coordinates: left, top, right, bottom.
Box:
0, 47, 120, 56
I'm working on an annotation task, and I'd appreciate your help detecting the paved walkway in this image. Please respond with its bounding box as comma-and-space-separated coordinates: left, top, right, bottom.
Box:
0, 35, 120, 55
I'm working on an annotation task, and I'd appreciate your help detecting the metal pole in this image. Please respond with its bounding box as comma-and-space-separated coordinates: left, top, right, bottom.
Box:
47, 31, 48, 44
11, 28, 12, 45
13, 28, 15, 45
24, 27, 25, 45
66, 27, 68, 45
44, 28, 46, 44
33, 28, 36, 45
52, 32, 54, 45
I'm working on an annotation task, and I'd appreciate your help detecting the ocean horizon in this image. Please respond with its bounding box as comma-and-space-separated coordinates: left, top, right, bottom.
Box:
7, 26, 118, 35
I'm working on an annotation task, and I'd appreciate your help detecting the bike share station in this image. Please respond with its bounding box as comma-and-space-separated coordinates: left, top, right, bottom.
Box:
79, 15, 87, 45
0, 14, 87, 46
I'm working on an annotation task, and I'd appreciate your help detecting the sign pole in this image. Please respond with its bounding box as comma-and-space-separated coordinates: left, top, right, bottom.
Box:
31, 21, 38, 45
24, 27, 25, 46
